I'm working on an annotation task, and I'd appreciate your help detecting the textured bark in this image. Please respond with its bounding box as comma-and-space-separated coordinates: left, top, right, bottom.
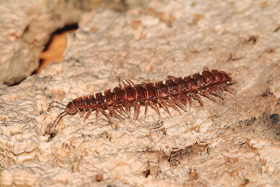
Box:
0, 0, 104, 85
1, 0, 280, 186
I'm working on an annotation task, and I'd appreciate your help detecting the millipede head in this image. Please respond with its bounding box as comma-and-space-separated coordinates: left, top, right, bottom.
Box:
66, 102, 78, 115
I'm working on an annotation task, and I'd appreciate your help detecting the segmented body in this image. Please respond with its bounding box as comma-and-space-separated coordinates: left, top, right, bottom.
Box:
46, 68, 235, 134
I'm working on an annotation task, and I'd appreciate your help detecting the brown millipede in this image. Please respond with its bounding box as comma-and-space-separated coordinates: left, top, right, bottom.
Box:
46, 68, 235, 134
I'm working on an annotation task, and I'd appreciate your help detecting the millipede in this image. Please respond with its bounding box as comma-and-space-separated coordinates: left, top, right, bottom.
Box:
46, 68, 235, 134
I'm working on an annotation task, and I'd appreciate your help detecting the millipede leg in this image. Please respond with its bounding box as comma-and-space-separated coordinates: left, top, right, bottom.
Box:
113, 106, 126, 118
199, 89, 216, 102
167, 76, 176, 80
134, 102, 141, 120
79, 110, 86, 118
165, 100, 182, 114
192, 94, 204, 106
122, 80, 128, 87
95, 109, 99, 122
187, 96, 192, 110
118, 105, 126, 115
125, 102, 131, 115
224, 86, 236, 94
179, 95, 188, 105
170, 96, 186, 112
159, 101, 171, 116
108, 107, 114, 117
209, 88, 225, 99
84, 111, 92, 122
100, 109, 111, 121
144, 102, 149, 117
151, 102, 161, 117
126, 79, 135, 86
95, 109, 111, 122
216, 88, 225, 99
175, 100, 188, 112
108, 107, 124, 120
115, 111, 124, 120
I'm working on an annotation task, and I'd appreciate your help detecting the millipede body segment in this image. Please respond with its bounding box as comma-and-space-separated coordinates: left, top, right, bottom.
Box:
46, 68, 235, 134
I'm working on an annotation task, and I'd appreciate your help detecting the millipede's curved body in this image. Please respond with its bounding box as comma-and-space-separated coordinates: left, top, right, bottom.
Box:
46, 68, 235, 134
